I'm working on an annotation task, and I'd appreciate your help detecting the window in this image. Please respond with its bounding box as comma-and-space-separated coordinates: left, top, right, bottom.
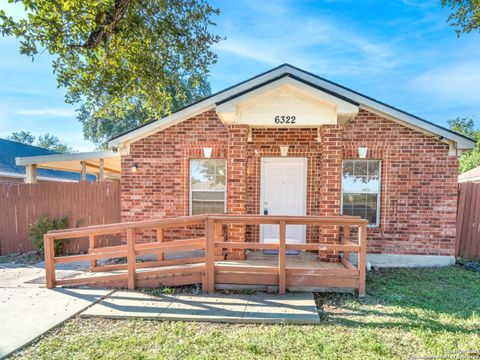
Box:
190, 159, 226, 215
341, 160, 381, 226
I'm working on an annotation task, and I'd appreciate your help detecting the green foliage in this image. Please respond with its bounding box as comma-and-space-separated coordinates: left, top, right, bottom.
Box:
29, 214, 69, 255
36, 134, 75, 153
7, 131, 35, 145
442, 0, 480, 35
0, 0, 221, 147
448, 117, 480, 173
7, 131, 75, 153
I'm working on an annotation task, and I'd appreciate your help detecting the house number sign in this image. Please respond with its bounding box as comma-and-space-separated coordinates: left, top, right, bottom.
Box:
274, 115, 296, 124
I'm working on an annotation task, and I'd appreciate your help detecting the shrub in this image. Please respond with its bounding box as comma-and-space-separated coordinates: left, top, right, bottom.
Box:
29, 214, 68, 256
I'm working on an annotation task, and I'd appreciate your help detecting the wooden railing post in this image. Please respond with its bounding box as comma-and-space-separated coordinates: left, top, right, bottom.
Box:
278, 220, 286, 295
204, 217, 215, 293
88, 234, 97, 269
44, 234, 56, 288
126, 228, 136, 289
156, 227, 164, 261
358, 222, 367, 296
343, 225, 351, 261
214, 223, 224, 258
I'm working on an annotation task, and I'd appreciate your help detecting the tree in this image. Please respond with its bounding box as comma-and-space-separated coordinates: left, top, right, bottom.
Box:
7, 131, 74, 153
7, 131, 35, 145
36, 134, 75, 153
442, 0, 480, 35
448, 117, 480, 173
0, 0, 221, 145
79, 75, 212, 148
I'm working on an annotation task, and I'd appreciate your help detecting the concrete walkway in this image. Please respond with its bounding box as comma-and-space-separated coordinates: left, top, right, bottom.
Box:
81, 291, 320, 324
0, 265, 112, 358
0, 262, 319, 358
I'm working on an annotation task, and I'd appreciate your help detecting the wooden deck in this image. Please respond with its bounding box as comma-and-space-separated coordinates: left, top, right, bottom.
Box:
43, 215, 368, 295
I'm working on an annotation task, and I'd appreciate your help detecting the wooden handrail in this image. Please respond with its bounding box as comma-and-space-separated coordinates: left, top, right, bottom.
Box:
43, 214, 368, 296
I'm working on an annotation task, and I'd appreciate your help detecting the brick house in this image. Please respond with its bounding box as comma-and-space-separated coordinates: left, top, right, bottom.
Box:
109, 64, 475, 266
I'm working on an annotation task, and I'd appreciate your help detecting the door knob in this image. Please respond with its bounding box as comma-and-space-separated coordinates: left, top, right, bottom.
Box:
264, 208, 268, 215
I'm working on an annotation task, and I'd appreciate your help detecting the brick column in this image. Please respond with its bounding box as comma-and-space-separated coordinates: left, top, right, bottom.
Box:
226, 125, 248, 260
319, 125, 343, 261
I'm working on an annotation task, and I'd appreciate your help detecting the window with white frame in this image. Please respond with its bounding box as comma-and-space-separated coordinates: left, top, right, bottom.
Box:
341, 160, 381, 226
190, 159, 226, 215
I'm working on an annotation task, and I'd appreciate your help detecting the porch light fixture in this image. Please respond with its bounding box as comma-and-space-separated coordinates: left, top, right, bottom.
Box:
131, 163, 138, 173
203, 147, 213, 158
358, 146, 368, 159
280, 145, 289, 157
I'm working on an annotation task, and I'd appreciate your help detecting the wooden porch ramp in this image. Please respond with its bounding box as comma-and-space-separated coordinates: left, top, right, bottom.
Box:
44, 215, 367, 295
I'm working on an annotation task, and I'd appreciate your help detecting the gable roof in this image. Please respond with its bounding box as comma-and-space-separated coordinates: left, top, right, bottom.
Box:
0, 138, 94, 181
108, 64, 476, 151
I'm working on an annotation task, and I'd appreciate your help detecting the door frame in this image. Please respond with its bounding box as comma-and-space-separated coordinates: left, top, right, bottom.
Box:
259, 157, 308, 243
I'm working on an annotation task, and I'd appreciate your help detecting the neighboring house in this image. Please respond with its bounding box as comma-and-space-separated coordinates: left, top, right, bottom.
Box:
0, 138, 93, 184
458, 166, 480, 183
57, 65, 480, 265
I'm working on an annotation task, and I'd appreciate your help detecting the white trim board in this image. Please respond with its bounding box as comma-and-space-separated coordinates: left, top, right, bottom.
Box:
108, 64, 476, 151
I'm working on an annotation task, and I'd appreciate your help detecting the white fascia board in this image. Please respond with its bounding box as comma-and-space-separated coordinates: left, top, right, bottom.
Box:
108, 64, 476, 150
15, 150, 119, 166
216, 76, 358, 117
108, 103, 215, 148
108, 66, 290, 148
286, 66, 476, 150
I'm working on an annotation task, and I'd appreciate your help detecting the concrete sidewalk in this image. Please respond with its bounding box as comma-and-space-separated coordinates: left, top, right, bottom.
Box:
0, 263, 319, 358
0, 265, 112, 358
81, 291, 320, 324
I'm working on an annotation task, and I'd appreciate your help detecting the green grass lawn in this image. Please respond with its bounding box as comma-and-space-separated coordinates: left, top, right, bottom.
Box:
13, 266, 480, 360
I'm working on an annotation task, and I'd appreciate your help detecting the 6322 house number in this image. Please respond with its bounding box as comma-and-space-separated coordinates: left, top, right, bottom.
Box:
274, 115, 296, 124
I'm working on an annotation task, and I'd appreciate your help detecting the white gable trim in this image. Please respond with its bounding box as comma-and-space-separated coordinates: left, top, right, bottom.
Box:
108, 65, 476, 151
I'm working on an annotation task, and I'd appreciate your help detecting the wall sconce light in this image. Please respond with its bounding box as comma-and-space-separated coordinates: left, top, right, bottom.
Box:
131, 163, 138, 173
203, 147, 213, 158
280, 145, 289, 157
358, 146, 368, 159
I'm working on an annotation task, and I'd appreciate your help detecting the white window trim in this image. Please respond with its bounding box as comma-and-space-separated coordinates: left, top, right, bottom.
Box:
189, 159, 227, 216
340, 159, 382, 227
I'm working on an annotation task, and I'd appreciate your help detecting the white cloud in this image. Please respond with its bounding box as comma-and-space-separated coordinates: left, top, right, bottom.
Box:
15, 108, 76, 117
214, 1, 402, 77
410, 62, 480, 105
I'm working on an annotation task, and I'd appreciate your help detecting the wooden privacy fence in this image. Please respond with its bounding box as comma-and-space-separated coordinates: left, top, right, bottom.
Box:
456, 182, 480, 259
0, 181, 121, 255
44, 214, 368, 295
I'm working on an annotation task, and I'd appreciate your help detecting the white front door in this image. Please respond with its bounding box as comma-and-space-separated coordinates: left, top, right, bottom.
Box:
260, 157, 307, 244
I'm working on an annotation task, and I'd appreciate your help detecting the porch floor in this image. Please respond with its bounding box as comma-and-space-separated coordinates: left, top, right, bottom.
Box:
219, 250, 343, 269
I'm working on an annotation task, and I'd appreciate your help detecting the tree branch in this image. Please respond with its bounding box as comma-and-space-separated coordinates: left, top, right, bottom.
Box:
81, 0, 132, 49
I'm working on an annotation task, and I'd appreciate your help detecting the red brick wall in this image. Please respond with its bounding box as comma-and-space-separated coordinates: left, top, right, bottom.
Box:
121, 108, 458, 257
343, 109, 458, 256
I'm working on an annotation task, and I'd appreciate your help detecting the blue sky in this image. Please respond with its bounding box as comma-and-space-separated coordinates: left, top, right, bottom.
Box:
0, 0, 478, 151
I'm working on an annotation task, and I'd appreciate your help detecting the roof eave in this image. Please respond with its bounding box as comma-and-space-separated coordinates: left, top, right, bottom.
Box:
107, 64, 476, 151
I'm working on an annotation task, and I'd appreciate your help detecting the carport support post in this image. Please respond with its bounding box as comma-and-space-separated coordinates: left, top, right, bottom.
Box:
25, 164, 37, 184
44, 234, 56, 288
80, 161, 87, 181
99, 159, 105, 181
